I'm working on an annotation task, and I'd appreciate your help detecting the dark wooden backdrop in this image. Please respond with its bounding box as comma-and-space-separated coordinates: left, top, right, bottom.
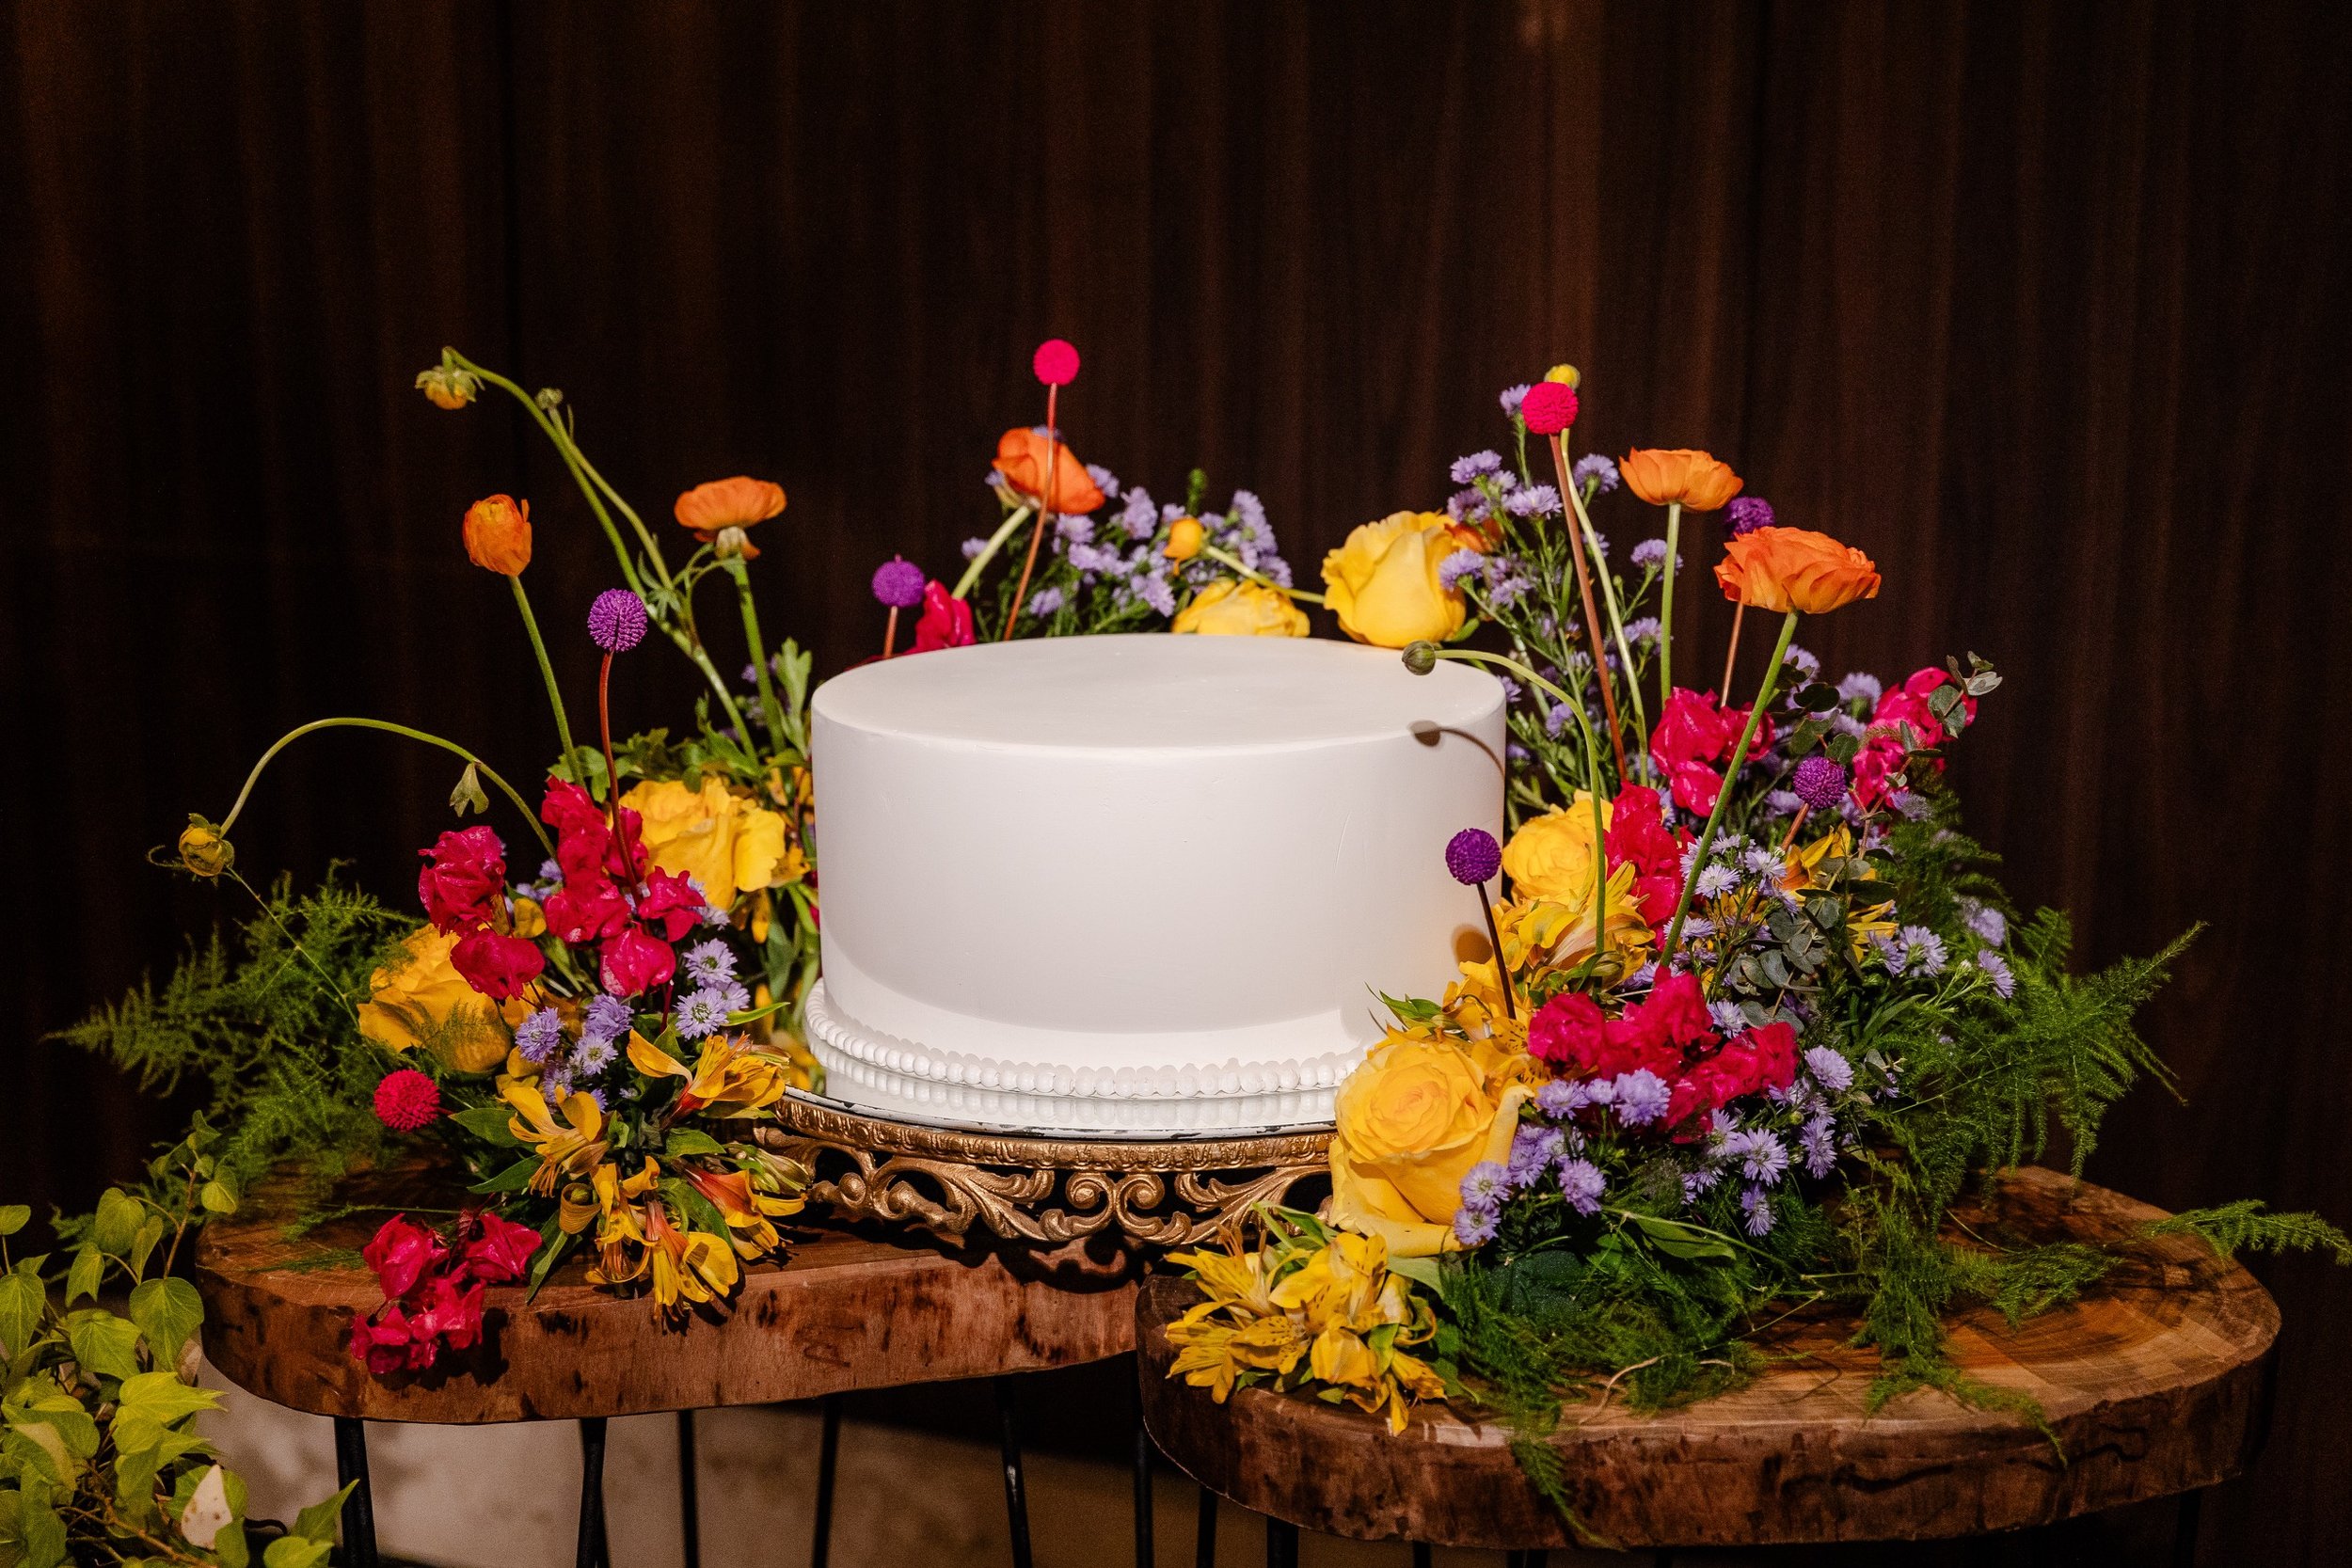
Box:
4, 2, 2346, 1559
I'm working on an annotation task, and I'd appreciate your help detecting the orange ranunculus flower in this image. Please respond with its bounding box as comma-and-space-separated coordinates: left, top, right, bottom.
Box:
462, 494, 532, 576
993, 428, 1106, 515
1714, 526, 1882, 614
675, 477, 787, 559
1620, 449, 1743, 511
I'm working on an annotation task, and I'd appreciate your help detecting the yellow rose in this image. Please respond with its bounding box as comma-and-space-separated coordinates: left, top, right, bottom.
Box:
619, 776, 793, 911
1320, 512, 1466, 648
1328, 1035, 1531, 1257
1171, 579, 1310, 638
356, 925, 517, 1073
1502, 793, 1614, 904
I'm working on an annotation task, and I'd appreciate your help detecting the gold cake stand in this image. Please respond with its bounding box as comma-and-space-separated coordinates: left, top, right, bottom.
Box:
756, 1093, 1332, 1254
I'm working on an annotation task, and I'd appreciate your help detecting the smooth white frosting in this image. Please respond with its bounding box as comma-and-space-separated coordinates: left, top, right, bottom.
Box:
809, 634, 1504, 1132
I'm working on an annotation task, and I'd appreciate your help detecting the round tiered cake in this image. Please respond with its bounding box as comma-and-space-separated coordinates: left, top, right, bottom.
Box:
804, 634, 1504, 1132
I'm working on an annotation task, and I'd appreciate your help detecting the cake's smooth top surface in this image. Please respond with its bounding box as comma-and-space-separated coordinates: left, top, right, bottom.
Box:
814, 632, 1499, 751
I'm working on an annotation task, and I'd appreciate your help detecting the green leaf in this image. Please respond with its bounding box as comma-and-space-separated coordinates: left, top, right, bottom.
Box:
290, 1481, 356, 1544
113, 1370, 221, 1456
661, 1180, 730, 1243
449, 1105, 524, 1148
1626, 1212, 1739, 1263
264, 1537, 335, 1568
467, 1158, 540, 1195
524, 1217, 573, 1301
449, 761, 489, 817
1384, 1254, 1444, 1293
93, 1188, 144, 1256
114, 1439, 167, 1528
664, 1129, 724, 1159
0, 1266, 44, 1357
199, 1180, 240, 1216
130, 1213, 167, 1281
64, 1247, 103, 1307
0, 1207, 26, 1238
66, 1310, 144, 1382
129, 1277, 204, 1369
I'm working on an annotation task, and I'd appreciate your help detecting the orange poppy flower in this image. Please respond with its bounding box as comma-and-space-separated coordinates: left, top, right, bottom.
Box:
993, 428, 1105, 515
462, 494, 532, 576
1714, 526, 1881, 614
675, 477, 787, 559
1620, 449, 1744, 511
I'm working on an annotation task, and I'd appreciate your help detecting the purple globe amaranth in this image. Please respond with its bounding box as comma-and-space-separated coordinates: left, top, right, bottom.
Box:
586, 588, 648, 653
1790, 754, 1849, 812
1445, 827, 1503, 886
1724, 495, 1776, 537
870, 556, 928, 609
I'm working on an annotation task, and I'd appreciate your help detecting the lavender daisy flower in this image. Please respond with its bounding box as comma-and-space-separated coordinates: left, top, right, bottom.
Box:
1803, 1045, 1855, 1094
1543, 704, 1569, 738
572, 1034, 619, 1076
1136, 574, 1177, 617
1682, 1168, 1720, 1203
1509, 1126, 1567, 1186
1613, 1069, 1672, 1127
1630, 538, 1671, 570
515, 1007, 564, 1065
1581, 1076, 1616, 1106
538, 1066, 574, 1103
1571, 453, 1620, 494
1708, 999, 1749, 1037
1438, 548, 1484, 591
1800, 1114, 1838, 1178
1450, 450, 1504, 484
1454, 1208, 1501, 1246
1026, 586, 1065, 617
1741, 1185, 1777, 1236
1458, 1160, 1509, 1211
1870, 930, 1908, 975
1959, 898, 2008, 946
682, 939, 737, 987
1055, 512, 1094, 545
1505, 741, 1532, 764
1740, 1132, 1790, 1186
1119, 489, 1159, 539
1085, 463, 1120, 499
1535, 1079, 1589, 1118
581, 994, 632, 1046
1977, 950, 2016, 999
1558, 1158, 1606, 1215
1488, 576, 1533, 609
961, 536, 991, 560
675, 988, 732, 1039
1622, 615, 1661, 645
1503, 483, 1561, 518
1898, 926, 1948, 976
519, 859, 564, 900
1740, 845, 1783, 879
1696, 863, 1740, 899
1499, 384, 1532, 417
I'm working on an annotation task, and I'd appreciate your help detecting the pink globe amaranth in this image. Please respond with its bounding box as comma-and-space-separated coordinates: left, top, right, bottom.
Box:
1032, 338, 1081, 386
1519, 381, 1579, 436
373, 1069, 443, 1132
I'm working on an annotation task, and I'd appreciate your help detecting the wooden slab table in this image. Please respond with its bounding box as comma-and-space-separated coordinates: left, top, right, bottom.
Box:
1136, 1167, 2279, 1560
198, 1164, 1139, 1567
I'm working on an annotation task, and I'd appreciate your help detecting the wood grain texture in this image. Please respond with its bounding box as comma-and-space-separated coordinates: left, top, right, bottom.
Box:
1136, 1168, 2278, 1548
198, 1164, 1135, 1423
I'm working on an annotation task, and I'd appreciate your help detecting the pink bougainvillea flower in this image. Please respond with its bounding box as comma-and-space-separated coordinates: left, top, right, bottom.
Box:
417, 826, 506, 934
634, 869, 710, 942
600, 925, 675, 998
910, 580, 976, 654
449, 927, 545, 1001
361, 1215, 447, 1302
461, 1212, 543, 1285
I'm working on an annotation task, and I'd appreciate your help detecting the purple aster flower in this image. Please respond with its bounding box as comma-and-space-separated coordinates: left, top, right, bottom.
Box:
1558, 1158, 1606, 1215
1724, 496, 1775, 537
1571, 453, 1620, 494
1085, 463, 1120, 499
1446, 488, 1491, 525
1804, 1045, 1854, 1094
1499, 384, 1532, 416
1790, 755, 1849, 812
1800, 1114, 1838, 1178
1067, 543, 1122, 575
1630, 538, 1673, 571
1535, 1079, 1589, 1118
1682, 1167, 1721, 1203
675, 988, 732, 1039
1450, 451, 1504, 484
1438, 548, 1484, 591
581, 994, 632, 1046
1453, 1207, 1501, 1246
538, 1065, 573, 1101
1707, 1000, 1748, 1038
1613, 1069, 1672, 1127
1510, 1124, 1568, 1185
1977, 950, 2016, 999
1459, 1160, 1510, 1212
1502, 483, 1561, 518
1445, 828, 1502, 886
1898, 926, 1948, 976
870, 557, 928, 609
587, 589, 647, 653
1026, 586, 1064, 617
1136, 574, 1177, 617
1623, 615, 1661, 645
682, 939, 737, 986
572, 1034, 619, 1075
1055, 512, 1095, 545
515, 1007, 564, 1065
1740, 1132, 1790, 1186
518, 858, 564, 900
961, 536, 991, 560
1581, 1075, 1616, 1107
1117, 490, 1159, 540
1740, 1185, 1777, 1236
1505, 741, 1532, 764
1959, 898, 2008, 946
1836, 672, 1884, 706
1488, 576, 1533, 609
1695, 863, 1740, 899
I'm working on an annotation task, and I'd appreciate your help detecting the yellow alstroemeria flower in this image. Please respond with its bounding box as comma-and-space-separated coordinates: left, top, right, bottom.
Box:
1166, 1244, 1284, 1321
501, 1080, 610, 1195
627, 1031, 790, 1118
683, 1164, 804, 1259
1163, 1307, 1311, 1403
641, 1202, 740, 1315
1271, 1230, 1408, 1335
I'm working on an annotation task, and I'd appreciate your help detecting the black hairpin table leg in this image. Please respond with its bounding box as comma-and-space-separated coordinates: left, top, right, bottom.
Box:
2173, 1488, 2204, 1568
1411, 1544, 1432, 1568
1263, 1515, 1298, 1568
1134, 1418, 1155, 1567
1195, 1484, 1217, 1568
994, 1376, 1034, 1568
331, 1418, 378, 1568
811, 1393, 842, 1568
576, 1417, 610, 1568
677, 1409, 701, 1568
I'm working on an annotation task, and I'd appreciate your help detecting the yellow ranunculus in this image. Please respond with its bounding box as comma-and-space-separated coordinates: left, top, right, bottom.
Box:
1502, 793, 1613, 904
1328, 1035, 1531, 1257
1320, 512, 1466, 648
1171, 579, 1310, 638
356, 925, 517, 1073
619, 776, 792, 911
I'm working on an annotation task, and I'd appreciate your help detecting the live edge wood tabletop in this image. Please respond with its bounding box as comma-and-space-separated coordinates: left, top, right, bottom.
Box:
1136, 1166, 2280, 1551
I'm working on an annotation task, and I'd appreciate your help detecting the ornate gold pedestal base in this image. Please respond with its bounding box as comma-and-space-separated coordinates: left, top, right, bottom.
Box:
756, 1095, 1331, 1250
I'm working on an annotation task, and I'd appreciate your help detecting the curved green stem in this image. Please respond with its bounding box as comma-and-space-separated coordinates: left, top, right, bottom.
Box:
217, 718, 555, 861
724, 556, 787, 752
1200, 543, 1325, 603
1660, 610, 1800, 963
1659, 500, 1682, 712
508, 575, 580, 773
952, 504, 1032, 599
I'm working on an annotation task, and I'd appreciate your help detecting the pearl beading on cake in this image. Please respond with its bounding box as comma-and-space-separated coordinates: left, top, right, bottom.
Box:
804, 980, 1364, 1104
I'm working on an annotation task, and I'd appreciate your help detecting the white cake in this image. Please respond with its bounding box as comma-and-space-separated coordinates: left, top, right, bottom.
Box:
804, 634, 1505, 1132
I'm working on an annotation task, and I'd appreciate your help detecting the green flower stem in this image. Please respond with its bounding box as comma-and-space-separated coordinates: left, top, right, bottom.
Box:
217, 717, 556, 861
724, 556, 787, 752
1659, 500, 1682, 714
1199, 543, 1327, 603
1562, 451, 1652, 781
507, 575, 580, 774
1427, 647, 1610, 963
1659, 609, 1799, 963
951, 504, 1032, 599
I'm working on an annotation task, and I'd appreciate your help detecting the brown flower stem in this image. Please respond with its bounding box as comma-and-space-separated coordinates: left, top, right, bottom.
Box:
1002, 383, 1059, 639
597, 651, 643, 888
1479, 886, 1516, 1019
1661, 609, 1800, 963
1721, 600, 1746, 701
1546, 433, 1629, 783
509, 574, 580, 773
882, 605, 900, 658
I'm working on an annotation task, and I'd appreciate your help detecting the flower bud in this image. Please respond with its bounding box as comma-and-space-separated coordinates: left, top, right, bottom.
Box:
462, 494, 532, 576
1402, 641, 1439, 676
177, 817, 234, 878
1164, 517, 1205, 562
1544, 363, 1581, 388
415, 363, 480, 410
558, 1181, 599, 1235
713, 525, 750, 561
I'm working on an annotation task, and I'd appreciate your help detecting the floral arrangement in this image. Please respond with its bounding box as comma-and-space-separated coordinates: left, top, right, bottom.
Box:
1166, 366, 2349, 1528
